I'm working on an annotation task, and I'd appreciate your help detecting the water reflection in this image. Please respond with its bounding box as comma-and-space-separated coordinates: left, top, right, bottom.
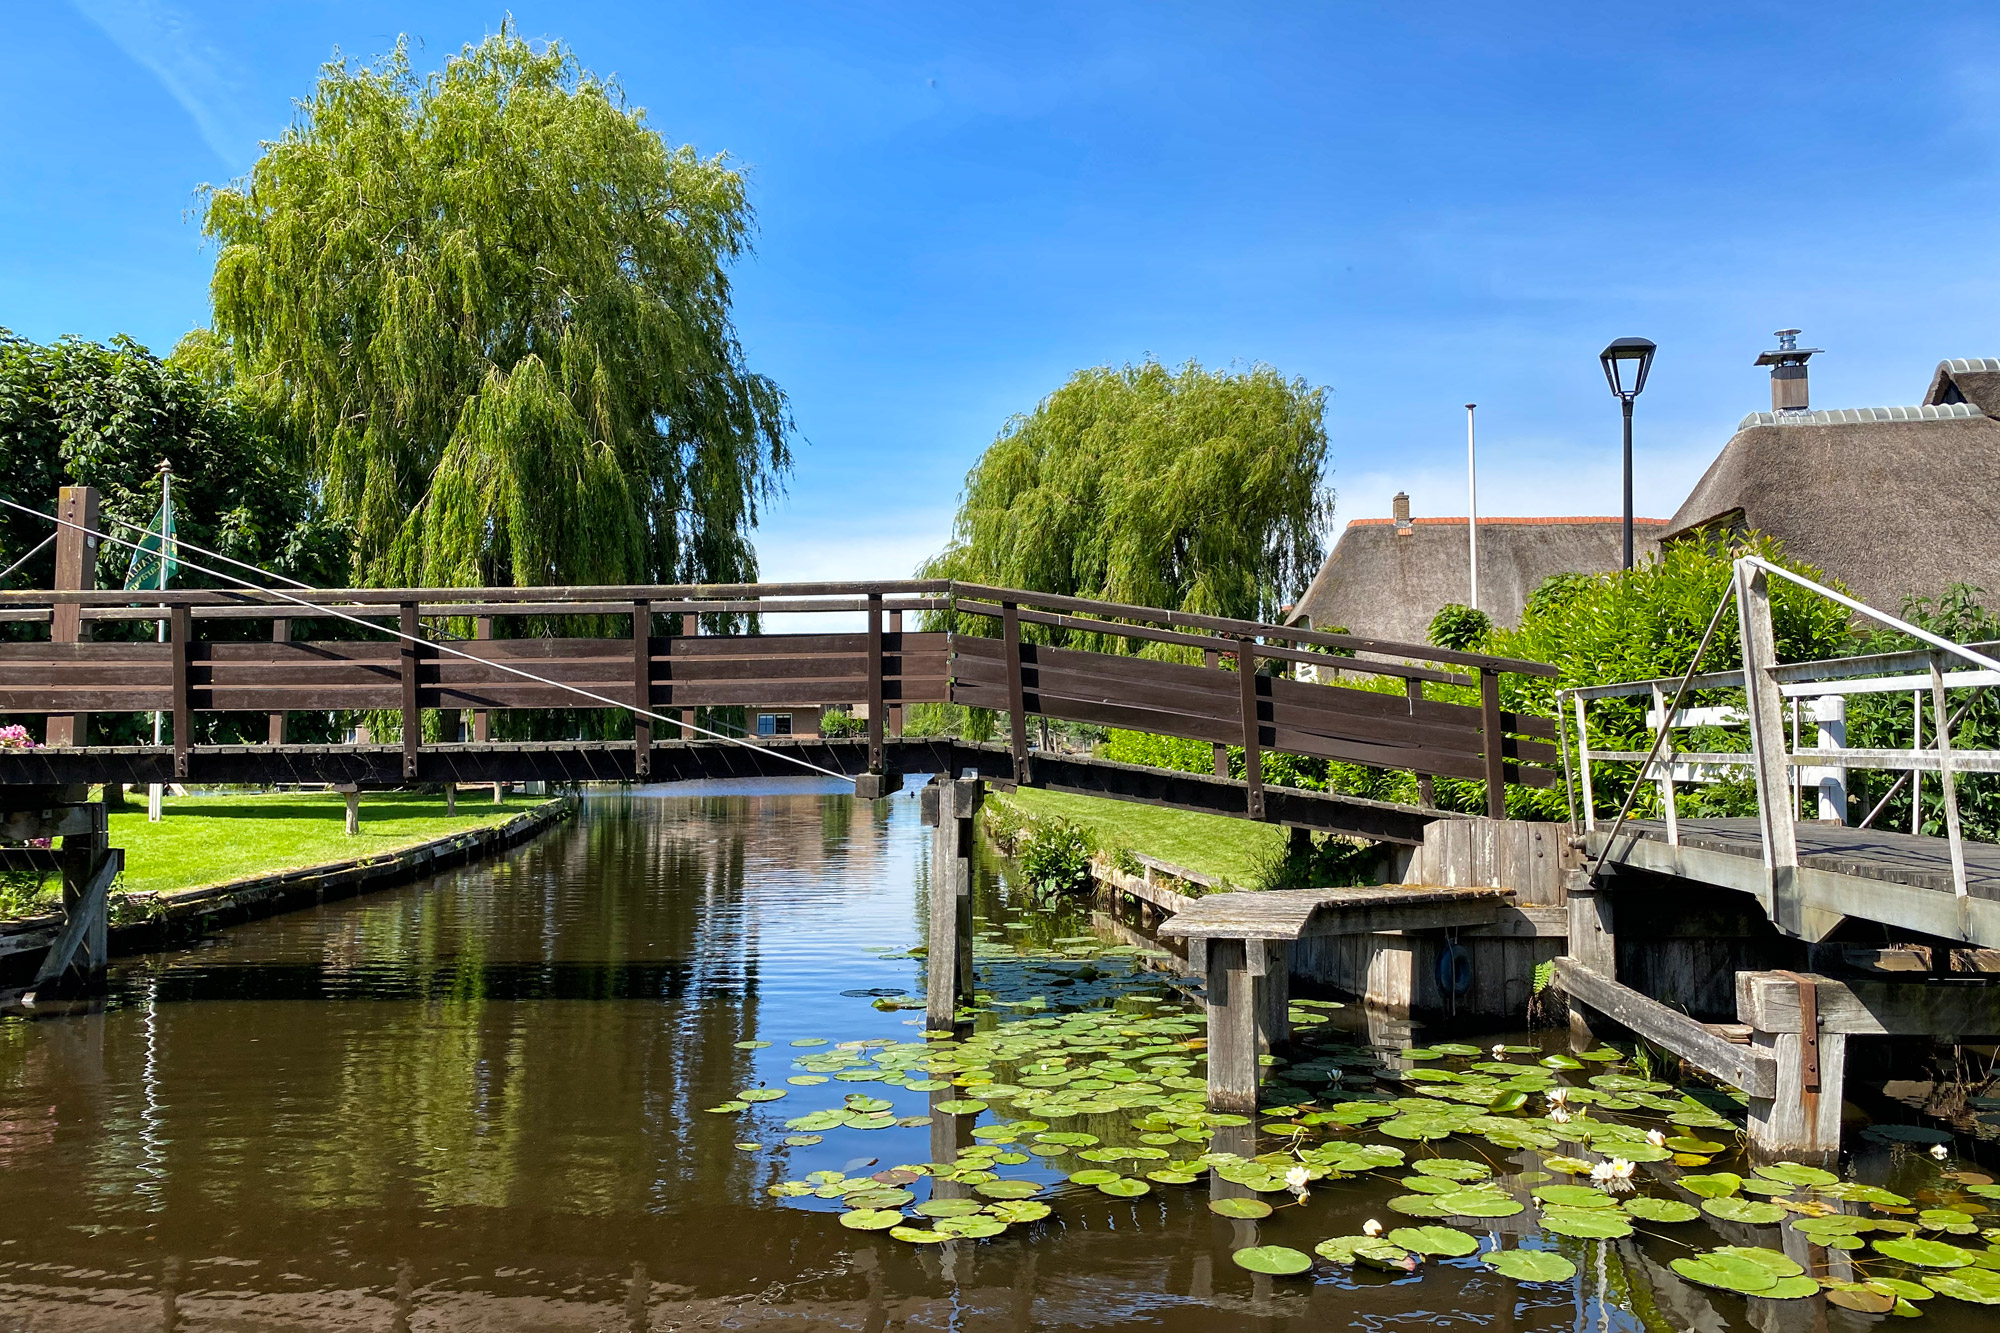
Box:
0, 792, 1987, 1331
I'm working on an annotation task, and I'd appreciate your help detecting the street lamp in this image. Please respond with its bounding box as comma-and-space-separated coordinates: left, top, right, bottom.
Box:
1598, 337, 1656, 570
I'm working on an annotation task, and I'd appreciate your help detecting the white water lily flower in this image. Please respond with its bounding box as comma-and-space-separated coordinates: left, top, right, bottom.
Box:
1930, 1143, 1950, 1161
1549, 1106, 1572, 1125
1546, 1088, 1570, 1106
1362, 1218, 1383, 1237
1284, 1164, 1311, 1200
1645, 1129, 1667, 1148
1491, 1044, 1507, 1060
1590, 1158, 1637, 1192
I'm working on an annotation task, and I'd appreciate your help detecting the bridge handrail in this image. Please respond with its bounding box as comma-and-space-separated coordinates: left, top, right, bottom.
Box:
946, 581, 1558, 677
0, 578, 955, 607
1571, 556, 2000, 907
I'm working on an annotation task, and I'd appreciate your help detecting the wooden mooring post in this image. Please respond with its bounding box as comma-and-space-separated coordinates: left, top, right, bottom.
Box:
921, 775, 981, 1031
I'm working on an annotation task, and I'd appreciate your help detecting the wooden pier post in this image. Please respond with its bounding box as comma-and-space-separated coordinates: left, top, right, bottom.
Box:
1564, 869, 1615, 1046
1204, 939, 1261, 1112
921, 776, 981, 1031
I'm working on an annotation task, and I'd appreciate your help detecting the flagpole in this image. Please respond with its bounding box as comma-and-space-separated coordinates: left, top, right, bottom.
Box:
149, 460, 171, 822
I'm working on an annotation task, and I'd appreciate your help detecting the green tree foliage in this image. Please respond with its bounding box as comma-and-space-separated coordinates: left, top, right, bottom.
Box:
1102, 535, 1858, 826
1492, 533, 1854, 820
200, 28, 790, 589
922, 359, 1332, 625
1846, 585, 2000, 842
0, 327, 344, 591
1427, 603, 1492, 651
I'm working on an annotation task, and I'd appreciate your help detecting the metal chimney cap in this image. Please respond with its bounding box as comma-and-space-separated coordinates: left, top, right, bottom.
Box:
1756, 328, 1822, 366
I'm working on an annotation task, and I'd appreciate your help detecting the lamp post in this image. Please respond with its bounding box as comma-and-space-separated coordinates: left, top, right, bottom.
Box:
1598, 337, 1656, 570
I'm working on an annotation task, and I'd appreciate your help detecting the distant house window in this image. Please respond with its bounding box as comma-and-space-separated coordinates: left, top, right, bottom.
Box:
756, 713, 793, 737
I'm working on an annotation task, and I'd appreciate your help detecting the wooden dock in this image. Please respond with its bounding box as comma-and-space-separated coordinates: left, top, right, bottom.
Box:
1159, 884, 1518, 1111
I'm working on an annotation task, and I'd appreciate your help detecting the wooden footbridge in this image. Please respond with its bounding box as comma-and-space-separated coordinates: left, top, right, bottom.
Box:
7, 492, 2000, 1162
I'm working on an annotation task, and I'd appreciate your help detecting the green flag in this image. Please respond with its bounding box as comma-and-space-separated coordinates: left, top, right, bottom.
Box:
122, 496, 178, 592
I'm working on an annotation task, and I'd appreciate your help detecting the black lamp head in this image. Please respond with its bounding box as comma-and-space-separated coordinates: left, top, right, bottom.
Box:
1599, 337, 1657, 400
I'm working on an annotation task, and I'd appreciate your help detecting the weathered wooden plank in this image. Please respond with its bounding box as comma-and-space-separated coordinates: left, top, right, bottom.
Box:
1736, 970, 2000, 1036
1159, 885, 1514, 941
1205, 938, 1260, 1113
1554, 958, 1777, 1099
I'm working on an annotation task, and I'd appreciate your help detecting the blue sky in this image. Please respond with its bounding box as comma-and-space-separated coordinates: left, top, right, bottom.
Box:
7, 4, 2000, 587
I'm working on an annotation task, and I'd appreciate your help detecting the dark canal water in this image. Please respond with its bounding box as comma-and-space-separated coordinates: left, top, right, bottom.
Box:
0, 789, 1992, 1330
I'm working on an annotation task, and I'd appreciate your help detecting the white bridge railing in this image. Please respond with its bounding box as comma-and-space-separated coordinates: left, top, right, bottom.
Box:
1564, 557, 2000, 905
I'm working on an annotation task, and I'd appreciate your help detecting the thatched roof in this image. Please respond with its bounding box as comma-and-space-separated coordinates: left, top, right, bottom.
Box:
1925, 358, 2000, 415
1663, 371, 2000, 613
1291, 513, 1666, 642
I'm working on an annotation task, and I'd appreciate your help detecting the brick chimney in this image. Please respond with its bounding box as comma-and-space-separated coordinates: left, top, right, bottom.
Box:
1392, 491, 1411, 535
1754, 329, 1821, 413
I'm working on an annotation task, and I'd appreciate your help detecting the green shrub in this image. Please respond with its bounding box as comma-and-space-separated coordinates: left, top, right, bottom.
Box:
1427, 603, 1492, 651
817, 707, 865, 737
1017, 816, 1096, 898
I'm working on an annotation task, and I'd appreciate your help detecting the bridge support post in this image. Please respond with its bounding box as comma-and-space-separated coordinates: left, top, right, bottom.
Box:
921, 776, 981, 1031
26, 798, 117, 997
1204, 939, 1260, 1112
1564, 870, 1616, 1047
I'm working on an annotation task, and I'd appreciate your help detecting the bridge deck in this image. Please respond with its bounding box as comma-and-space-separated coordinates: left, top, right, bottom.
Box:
1589, 817, 2000, 947
1157, 884, 1514, 941
0, 738, 1458, 845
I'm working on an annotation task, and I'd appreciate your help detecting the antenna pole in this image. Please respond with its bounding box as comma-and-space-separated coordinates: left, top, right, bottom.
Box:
1466, 403, 1479, 611
150, 460, 172, 822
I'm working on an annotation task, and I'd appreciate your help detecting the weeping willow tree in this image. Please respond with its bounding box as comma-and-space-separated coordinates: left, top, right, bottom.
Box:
200, 27, 791, 589
922, 359, 1333, 623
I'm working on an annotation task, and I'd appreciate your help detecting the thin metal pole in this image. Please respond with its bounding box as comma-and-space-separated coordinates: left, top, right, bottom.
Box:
1466, 402, 1479, 611
1621, 397, 1635, 570
150, 465, 172, 823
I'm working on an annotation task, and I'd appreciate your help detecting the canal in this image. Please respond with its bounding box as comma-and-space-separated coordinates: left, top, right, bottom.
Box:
0, 788, 1991, 1330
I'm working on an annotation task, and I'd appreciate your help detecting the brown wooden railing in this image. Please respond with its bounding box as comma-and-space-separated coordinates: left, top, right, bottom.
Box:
0, 580, 1557, 814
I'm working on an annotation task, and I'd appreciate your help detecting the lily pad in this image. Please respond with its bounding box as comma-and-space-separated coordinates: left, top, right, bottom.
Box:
1097, 1177, 1150, 1198
1754, 1161, 1836, 1188
1680, 1172, 1744, 1199
1824, 1284, 1899, 1314
1315, 1235, 1411, 1266
987, 1200, 1051, 1224
1231, 1245, 1314, 1276
1622, 1197, 1701, 1223
1209, 1196, 1274, 1219
1441, 1190, 1525, 1218
975, 1180, 1042, 1200
1413, 1158, 1493, 1182
1922, 1268, 2000, 1303
1875, 1236, 1977, 1268
1484, 1248, 1576, 1282
1534, 1184, 1617, 1209
839, 1208, 904, 1231
915, 1197, 984, 1218
1388, 1225, 1480, 1257
1701, 1197, 1787, 1225
888, 1225, 946, 1244
1068, 1169, 1121, 1186
934, 1099, 988, 1115
705, 1101, 748, 1113
1672, 1253, 1780, 1295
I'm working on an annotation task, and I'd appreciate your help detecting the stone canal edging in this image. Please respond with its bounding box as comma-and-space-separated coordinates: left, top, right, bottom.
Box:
0, 796, 576, 982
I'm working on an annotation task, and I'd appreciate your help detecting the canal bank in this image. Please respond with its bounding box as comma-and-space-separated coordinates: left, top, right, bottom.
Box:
0, 794, 574, 986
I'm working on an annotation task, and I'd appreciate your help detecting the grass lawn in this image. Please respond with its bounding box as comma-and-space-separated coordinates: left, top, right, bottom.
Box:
103, 790, 553, 896
998, 787, 1287, 887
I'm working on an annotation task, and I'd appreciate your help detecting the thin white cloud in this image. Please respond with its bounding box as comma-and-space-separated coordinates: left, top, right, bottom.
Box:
69, 0, 259, 169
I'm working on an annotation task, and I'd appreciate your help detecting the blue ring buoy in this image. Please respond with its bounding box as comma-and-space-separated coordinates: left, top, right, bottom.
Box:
1436, 943, 1474, 997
